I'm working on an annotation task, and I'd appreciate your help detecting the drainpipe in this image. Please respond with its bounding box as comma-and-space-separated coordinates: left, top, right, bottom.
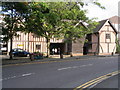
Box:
98, 33, 100, 55
28, 33, 29, 52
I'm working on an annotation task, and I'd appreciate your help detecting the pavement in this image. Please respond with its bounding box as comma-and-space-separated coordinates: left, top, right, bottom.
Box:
1, 54, 119, 65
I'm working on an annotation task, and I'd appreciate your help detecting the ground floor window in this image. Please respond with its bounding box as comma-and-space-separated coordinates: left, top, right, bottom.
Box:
36, 44, 41, 50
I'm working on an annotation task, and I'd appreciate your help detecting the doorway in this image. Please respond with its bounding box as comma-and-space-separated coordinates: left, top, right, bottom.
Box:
50, 43, 65, 55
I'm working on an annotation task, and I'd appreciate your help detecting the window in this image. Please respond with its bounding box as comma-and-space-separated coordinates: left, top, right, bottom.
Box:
36, 44, 41, 50
33, 34, 40, 38
87, 34, 92, 42
89, 44, 92, 50
106, 34, 110, 39
3, 44, 7, 47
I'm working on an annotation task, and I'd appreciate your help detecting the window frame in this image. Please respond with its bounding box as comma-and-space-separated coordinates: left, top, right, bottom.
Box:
106, 33, 111, 39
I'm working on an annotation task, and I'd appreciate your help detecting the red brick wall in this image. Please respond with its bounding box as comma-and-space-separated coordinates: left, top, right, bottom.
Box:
72, 38, 85, 54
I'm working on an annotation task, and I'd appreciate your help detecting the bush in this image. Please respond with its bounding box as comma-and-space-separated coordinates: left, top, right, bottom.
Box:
30, 52, 44, 60
116, 45, 120, 53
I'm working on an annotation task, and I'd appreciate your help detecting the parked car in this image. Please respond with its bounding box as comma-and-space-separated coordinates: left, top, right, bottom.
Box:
12, 48, 30, 57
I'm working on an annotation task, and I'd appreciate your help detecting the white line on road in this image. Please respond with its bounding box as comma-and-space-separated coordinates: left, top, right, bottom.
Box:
58, 64, 93, 71
22, 73, 34, 77
2, 73, 35, 81
0, 79, 2, 81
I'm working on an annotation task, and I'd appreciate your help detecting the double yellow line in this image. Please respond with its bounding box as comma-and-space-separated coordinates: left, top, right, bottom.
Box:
74, 71, 120, 90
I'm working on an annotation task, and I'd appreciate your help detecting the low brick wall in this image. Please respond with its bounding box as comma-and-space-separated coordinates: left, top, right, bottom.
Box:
98, 53, 113, 55
72, 53, 83, 56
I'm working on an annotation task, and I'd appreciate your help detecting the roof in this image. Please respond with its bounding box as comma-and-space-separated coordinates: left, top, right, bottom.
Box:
62, 19, 88, 29
93, 19, 107, 33
109, 16, 120, 24
93, 19, 117, 34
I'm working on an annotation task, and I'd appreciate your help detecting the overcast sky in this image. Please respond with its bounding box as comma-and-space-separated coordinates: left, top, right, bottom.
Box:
0, 0, 119, 21
83, 0, 119, 21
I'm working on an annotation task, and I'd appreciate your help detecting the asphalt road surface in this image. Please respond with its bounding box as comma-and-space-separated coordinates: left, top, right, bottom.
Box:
93, 74, 119, 88
2, 56, 119, 88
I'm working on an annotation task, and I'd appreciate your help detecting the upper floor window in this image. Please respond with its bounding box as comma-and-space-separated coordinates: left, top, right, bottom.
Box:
33, 34, 40, 38
106, 34, 110, 39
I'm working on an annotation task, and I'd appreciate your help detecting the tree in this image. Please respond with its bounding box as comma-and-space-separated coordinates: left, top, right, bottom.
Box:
116, 39, 120, 54
25, 2, 103, 57
2, 1, 105, 58
25, 2, 65, 57
2, 2, 28, 59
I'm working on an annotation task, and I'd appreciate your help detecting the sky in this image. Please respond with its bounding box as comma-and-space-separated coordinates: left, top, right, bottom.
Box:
0, 0, 119, 21
82, 0, 120, 21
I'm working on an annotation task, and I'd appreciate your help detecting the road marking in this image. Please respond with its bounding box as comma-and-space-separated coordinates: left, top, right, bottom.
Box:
58, 64, 93, 71
105, 60, 118, 64
74, 71, 120, 90
0, 79, 2, 81
2, 73, 35, 81
58, 67, 72, 70
22, 73, 34, 77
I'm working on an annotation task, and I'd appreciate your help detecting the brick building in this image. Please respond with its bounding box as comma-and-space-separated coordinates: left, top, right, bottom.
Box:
109, 16, 120, 44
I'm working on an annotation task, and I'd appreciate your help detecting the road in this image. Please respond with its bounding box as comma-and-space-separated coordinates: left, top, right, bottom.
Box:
93, 74, 119, 88
2, 56, 119, 88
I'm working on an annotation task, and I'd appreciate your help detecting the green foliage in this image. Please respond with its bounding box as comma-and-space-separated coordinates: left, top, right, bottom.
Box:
93, 1, 105, 9
25, 2, 99, 41
2, 1, 104, 57
116, 45, 120, 53
2, 2, 28, 42
23, 2, 101, 57
116, 39, 120, 53
2, 2, 29, 59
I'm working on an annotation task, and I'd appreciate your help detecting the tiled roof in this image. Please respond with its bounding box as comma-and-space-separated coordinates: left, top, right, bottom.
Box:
93, 19, 107, 33
109, 16, 120, 24
93, 19, 117, 34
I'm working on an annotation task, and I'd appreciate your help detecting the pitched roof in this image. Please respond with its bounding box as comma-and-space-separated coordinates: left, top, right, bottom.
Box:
93, 19, 107, 33
93, 19, 117, 34
109, 16, 120, 24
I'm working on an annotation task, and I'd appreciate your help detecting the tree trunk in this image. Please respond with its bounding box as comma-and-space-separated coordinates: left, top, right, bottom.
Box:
46, 38, 50, 58
9, 37, 13, 60
27, 32, 29, 52
9, 8, 14, 60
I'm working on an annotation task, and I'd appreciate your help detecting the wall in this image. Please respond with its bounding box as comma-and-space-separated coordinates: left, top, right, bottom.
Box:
72, 38, 85, 55
91, 34, 99, 53
8, 32, 63, 54
99, 20, 116, 54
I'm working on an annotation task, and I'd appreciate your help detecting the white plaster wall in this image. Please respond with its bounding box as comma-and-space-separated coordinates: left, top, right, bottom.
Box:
99, 43, 116, 53
109, 26, 114, 31
99, 43, 107, 53
99, 32, 105, 42
110, 32, 116, 43
99, 20, 117, 54
7, 31, 64, 53
99, 20, 110, 32
109, 43, 116, 53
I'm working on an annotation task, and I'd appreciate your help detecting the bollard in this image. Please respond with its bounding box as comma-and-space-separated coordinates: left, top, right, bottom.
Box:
94, 52, 96, 56
60, 54, 63, 59
70, 52, 73, 57
30, 54, 34, 61
111, 52, 113, 56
